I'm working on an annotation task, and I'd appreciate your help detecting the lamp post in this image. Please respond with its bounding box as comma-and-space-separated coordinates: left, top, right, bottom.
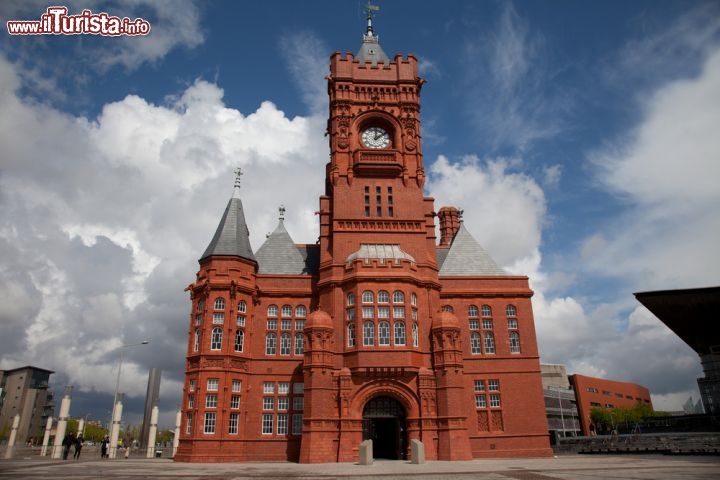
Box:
109, 340, 149, 458
82, 413, 91, 437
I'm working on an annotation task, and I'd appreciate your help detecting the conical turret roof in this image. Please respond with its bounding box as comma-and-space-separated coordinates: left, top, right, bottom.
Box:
356, 2, 390, 65
199, 169, 256, 263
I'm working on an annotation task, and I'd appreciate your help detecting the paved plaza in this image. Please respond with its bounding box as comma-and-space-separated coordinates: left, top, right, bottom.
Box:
0, 453, 719, 480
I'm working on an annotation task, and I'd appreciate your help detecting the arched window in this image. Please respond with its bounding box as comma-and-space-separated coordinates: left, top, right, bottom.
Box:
267, 304, 278, 317
265, 333, 277, 355
481, 305, 492, 317
441, 304, 454, 313
347, 323, 356, 347
412, 323, 419, 347
238, 300, 247, 313
295, 305, 306, 317
294, 333, 304, 355
362, 290, 374, 304
377, 290, 390, 303
211, 327, 222, 350
394, 321, 406, 345
235, 330, 244, 352
378, 321, 390, 345
280, 333, 291, 355
281, 305, 292, 317
509, 331, 521, 353
347, 293, 355, 306
470, 332, 481, 354
506, 304, 517, 317
193, 329, 200, 352
363, 321, 374, 346
484, 332, 495, 354
393, 290, 405, 304
214, 298, 225, 310
468, 305, 479, 317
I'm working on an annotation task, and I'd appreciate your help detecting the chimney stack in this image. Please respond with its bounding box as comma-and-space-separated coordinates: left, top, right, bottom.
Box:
437, 206, 461, 246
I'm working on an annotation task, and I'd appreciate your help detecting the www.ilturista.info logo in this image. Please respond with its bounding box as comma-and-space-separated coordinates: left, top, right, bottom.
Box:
7, 6, 151, 36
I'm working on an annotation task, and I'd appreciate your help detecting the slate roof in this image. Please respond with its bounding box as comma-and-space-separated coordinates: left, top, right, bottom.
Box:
200, 197, 256, 263
438, 223, 506, 276
255, 219, 310, 275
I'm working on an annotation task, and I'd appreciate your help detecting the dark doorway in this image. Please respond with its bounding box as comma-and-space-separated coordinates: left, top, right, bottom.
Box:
362, 396, 407, 460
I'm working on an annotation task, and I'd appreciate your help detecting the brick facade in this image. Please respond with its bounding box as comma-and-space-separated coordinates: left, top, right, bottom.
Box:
174, 18, 552, 463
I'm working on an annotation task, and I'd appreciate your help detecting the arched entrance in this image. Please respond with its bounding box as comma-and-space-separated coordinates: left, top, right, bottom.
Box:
362, 395, 407, 460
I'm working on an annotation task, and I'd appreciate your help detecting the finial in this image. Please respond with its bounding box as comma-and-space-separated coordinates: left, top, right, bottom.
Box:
458, 209, 464, 222
279, 204, 286, 220
365, 0, 380, 35
232, 167, 243, 198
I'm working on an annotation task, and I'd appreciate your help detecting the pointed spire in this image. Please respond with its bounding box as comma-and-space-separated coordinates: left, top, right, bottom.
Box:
199, 169, 256, 263
356, 0, 390, 65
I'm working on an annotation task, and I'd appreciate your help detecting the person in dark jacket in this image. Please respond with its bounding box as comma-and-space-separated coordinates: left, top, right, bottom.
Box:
73, 434, 83, 459
100, 435, 109, 458
62, 432, 75, 460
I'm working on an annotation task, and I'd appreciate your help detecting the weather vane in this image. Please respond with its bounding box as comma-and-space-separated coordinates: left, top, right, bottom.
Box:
233, 167, 243, 190
364, 0, 380, 34
279, 204, 286, 220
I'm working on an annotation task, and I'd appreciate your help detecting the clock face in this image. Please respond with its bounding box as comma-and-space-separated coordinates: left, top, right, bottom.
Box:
361, 126, 391, 149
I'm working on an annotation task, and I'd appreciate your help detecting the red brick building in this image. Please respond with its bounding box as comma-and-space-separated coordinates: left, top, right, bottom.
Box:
569, 374, 652, 436
175, 10, 552, 463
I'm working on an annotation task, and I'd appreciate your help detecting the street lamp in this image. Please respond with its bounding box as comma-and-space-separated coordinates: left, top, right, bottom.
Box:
82, 413, 91, 437
109, 340, 149, 458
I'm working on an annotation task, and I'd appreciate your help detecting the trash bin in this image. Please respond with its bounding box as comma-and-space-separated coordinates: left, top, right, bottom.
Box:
155, 450, 162, 458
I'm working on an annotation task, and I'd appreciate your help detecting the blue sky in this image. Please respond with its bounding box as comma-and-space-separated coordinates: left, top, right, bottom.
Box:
1, 0, 718, 429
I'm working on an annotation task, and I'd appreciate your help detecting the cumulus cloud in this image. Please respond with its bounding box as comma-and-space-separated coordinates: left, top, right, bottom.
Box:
0, 51, 326, 424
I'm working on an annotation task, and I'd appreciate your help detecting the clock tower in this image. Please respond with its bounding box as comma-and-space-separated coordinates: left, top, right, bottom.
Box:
177, 3, 552, 464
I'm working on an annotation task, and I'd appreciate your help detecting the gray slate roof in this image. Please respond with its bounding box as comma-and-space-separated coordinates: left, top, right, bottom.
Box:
255, 220, 308, 275
438, 223, 507, 276
200, 197, 256, 263
356, 32, 390, 65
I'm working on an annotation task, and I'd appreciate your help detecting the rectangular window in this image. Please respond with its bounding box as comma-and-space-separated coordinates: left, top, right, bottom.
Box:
228, 413, 239, 434
264, 382, 275, 394
232, 379, 242, 392
292, 414, 303, 435
411, 308, 418, 321
237, 315, 246, 327
207, 378, 219, 391
393, 307, 405, 318
230, 395, 240, 409
188, 394, 195, 409
295, 319, 305, 330
263, 397, 275, 410
205, 394, 217, 408
482, 319, 493, 330
474, 380, 486, 392
362, 306, 374, 318
189, 379, 196, 392
278, 397, 289, 411
267, 319, 277, 330
377, 307, 390, 318
262, 414, 273, 435
364, 206, 370, 217
293, 383, 304, 394
507, 319, 518, 329
376, 206, 382, 216
278, 382, 290, 394
194, 313, 201, 325
489, 394, 501, 407
488, 379, 500, 391
475, 395, 487, 408
281, 319, 292, 330
277, 414, 288, 435
469, 319, 479, 330
293, 397, 304, 411
388, 206, 394, 217
186, 412, 193, 434
204, 412, 216, 434
212, 313, 224, 324
590, 401, 601, 407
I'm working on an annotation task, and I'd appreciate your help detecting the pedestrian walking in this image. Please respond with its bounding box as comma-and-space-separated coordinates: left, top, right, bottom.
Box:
73, 434, 83, 459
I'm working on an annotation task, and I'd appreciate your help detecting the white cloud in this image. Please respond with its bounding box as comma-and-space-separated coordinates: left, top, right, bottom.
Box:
0, 52, 325, 419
